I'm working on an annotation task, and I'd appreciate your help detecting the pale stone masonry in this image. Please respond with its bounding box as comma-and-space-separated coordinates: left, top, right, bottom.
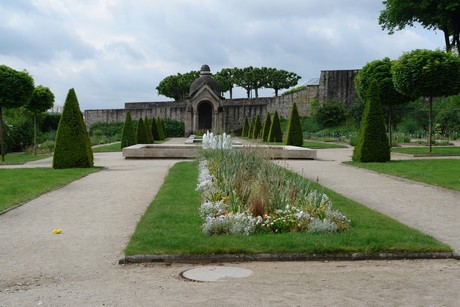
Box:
83, 68, 359, 136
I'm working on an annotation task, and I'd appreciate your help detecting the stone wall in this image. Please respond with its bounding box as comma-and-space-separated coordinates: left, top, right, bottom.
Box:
83, 69, 359, 131
318, 69, 359, 108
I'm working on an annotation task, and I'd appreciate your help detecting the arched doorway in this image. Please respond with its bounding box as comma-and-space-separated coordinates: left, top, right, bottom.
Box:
198, 101, 213, 130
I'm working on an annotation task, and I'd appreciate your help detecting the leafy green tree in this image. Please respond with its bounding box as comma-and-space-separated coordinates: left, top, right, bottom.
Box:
354, 57, 413, 146
150, 116, 160, 140
234, 67, 255, 98
315, 101, 347, 128
352, 82, 390, 162
253, 115, 262, 139
379, 0, 460, 53
241, 117, 249, 137
26, 85, 55, 155
285, 103, 304, 146
136, 117, 148, 144
214, 68, 238, 98
265, 68, 301, 97
53, 88, 93, 169
392, 49, 460, 151
121, 112, 136, 149
268, 111, 283, 142
163, 118, 185, 137
262, 112, 271, 142
0, 65, 35, 161
250, 67, 269, 98
436, 109, 460, 133
144, 115, 154, 143
156, 71, 200, 101
2, 108, 33, 152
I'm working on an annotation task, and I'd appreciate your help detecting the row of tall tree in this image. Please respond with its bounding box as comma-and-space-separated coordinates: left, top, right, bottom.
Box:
156, 67, 301, 101
0, 65, 55, 161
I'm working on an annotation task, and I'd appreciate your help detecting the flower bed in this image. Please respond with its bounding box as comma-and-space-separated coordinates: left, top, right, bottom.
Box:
197, 132, 351, 235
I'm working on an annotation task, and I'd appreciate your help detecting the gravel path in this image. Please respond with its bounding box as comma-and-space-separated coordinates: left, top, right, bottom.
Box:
0, 145, 459, 306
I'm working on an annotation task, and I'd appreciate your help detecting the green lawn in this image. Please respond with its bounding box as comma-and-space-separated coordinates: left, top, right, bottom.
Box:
347, 159, 460, 192
302, 141, 348, 149
125, 161, 450, 256
0, 153, 52, 165
0, 168, 100, 213
92, 140, 169, 153
251, 140, 347, 149
92, 142, 122, 152
392, 146, 460, 156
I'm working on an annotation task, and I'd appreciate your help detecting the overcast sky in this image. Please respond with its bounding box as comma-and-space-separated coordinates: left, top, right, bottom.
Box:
1, 0, 443, 111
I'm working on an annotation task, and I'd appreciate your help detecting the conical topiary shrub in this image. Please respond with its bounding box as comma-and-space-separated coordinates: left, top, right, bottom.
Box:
157, 117, 165, 140
241, 117, 249, 137
253, 115, 262, 139
145, 115, 154, 143
161, 118, 167, 138
352, 82, 390, 162
121, 111, 136, 149
262, 112, 271, 142
249, 116, 256, 138
285, 102, 304, 146
151, 116, 160, 141
268, 111, 282, 142
53, 88, 93, 169
136, 117, 149, 144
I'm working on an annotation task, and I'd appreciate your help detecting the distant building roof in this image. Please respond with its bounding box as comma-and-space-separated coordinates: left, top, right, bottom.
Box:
189, 64, 221, 98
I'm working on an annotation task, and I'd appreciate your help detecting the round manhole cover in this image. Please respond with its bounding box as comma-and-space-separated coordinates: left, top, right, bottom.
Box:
180, 266, 253, 282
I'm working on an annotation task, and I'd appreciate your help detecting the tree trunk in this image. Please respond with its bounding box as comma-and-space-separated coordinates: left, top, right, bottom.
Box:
443, 28, 452, 52
229, 87, 233, 99
428, 97, 433, 153
388, 105, 393, 147
275, 89, 279, 97
34, 113, 37, 156
0, 106, 4, 162
255, 88, 259, 98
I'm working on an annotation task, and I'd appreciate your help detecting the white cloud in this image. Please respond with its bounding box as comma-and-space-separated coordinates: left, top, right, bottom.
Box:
0, 0, 445, 110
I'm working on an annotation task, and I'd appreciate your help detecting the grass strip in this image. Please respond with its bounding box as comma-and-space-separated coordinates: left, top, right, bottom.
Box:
0, 153, 52, 165
125, 161, 451, 256
392, 146, 460, 155
252, 140, 347, 149
92, 140, 169, 153
302, 141, 348, 149
92, 142, 122, 152
347, 159, 460, 192
0, 168, 100, 213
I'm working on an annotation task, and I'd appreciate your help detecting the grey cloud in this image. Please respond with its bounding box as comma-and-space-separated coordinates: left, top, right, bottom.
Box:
0, 2, 96, 62
0, 0, 444, 110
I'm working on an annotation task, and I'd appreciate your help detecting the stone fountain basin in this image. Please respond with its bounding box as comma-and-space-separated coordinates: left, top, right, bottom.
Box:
122, 143, 316, 159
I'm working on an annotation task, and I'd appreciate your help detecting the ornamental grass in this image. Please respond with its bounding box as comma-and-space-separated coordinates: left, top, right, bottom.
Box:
198, 133, 351, 236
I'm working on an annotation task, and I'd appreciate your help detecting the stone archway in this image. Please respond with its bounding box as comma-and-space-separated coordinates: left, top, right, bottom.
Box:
198, 101, 213, 130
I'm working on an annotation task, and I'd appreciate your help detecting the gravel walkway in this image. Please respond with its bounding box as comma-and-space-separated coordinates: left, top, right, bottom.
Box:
0, 144, 459, 306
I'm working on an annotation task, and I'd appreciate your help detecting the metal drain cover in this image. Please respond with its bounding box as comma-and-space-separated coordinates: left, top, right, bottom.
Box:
181, 266, 253, 282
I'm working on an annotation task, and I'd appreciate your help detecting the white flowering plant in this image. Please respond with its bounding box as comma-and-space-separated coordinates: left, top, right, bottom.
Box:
196, 140, 351, 236
202, 131, 232, 150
